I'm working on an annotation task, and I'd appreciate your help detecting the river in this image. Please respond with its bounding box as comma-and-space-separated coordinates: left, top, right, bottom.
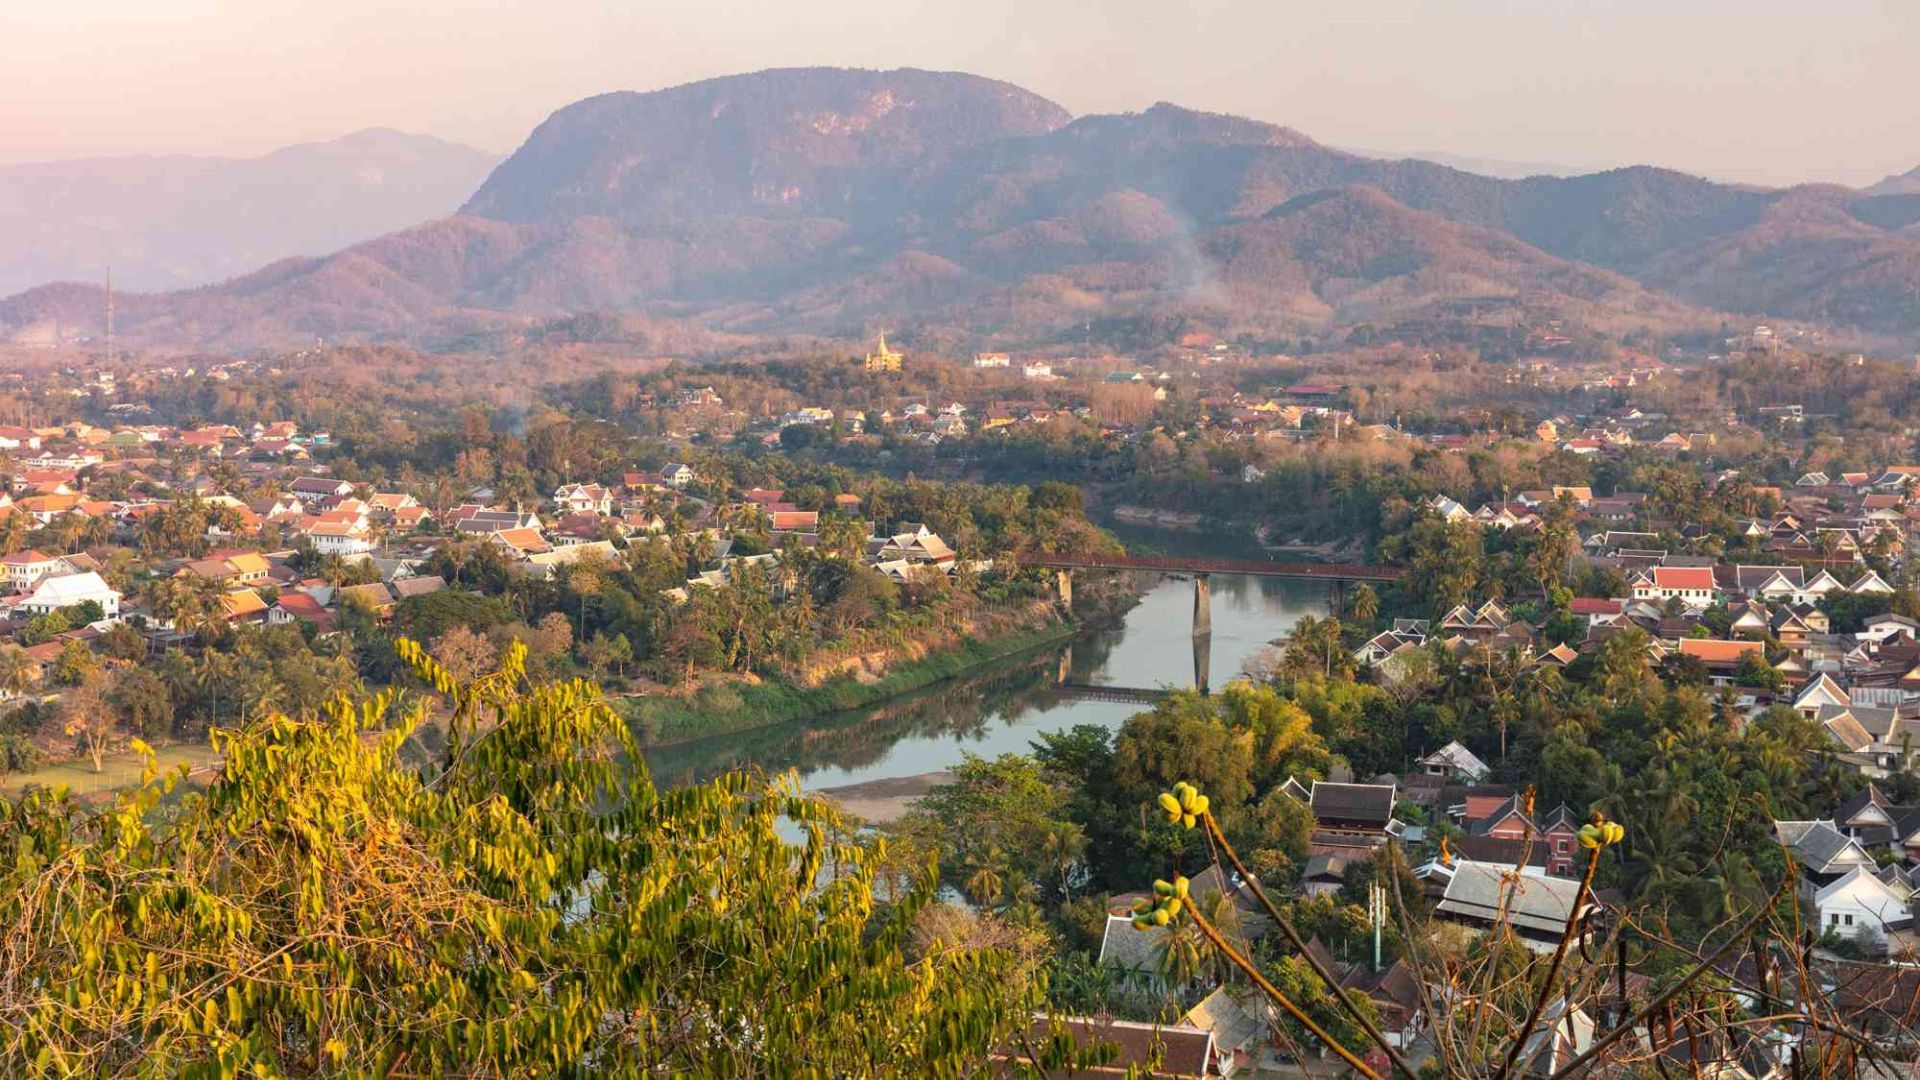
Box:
641, 568, 1333, 794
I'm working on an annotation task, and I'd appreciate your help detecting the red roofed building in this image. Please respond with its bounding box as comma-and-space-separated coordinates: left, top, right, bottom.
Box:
1676, 638, 1766, 681
1634, 566, 1718, 608
268, 592, 335, 634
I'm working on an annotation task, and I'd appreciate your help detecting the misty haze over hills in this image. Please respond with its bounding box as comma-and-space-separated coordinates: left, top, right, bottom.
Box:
2, 68, 1915, 353
0, 130, 500, 296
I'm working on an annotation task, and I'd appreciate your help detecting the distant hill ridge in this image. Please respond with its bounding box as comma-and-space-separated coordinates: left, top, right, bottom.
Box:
4, 66, 1915, 350
0, 130, 501, 297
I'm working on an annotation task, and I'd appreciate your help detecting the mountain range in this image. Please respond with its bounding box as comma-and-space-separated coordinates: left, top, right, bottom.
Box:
0, 130, 500, 296
3, 67, 1915, 353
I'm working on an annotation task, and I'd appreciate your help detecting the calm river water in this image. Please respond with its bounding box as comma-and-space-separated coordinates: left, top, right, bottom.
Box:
642, 569, 1333, 791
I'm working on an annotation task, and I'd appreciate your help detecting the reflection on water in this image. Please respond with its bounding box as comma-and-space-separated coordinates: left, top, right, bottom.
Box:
641, 572, 1333, 790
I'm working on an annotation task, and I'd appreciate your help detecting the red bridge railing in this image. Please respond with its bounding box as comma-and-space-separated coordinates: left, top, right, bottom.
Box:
1020, 551, 1401, 582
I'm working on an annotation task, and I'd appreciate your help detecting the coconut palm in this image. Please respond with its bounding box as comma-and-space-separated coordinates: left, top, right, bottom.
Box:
1155, 884, 1242, 989
964, 860, 1004, 908
0, 510, 29, 556
0, 646, 36, 700
1039, 822, 1088, 900
1348, 584, 1380, 627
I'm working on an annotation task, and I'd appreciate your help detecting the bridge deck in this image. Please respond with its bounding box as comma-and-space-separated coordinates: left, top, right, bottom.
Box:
1049, 683, 1173, 705
1024, 552, 1398, 582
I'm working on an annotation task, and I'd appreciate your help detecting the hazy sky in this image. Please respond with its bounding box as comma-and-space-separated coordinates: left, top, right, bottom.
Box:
4, 0, 1914, 186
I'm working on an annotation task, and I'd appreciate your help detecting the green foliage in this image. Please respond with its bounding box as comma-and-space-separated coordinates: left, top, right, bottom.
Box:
900, 752, 1087, 906
0, 641, 1043, 1075
19, 610, 71, 647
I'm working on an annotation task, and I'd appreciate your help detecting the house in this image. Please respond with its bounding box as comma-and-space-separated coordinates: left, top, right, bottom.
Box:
1675, 638, 1765, 683
302, 518, 375, 556
1438, 600, 1511, 640
452, 507, 542, 536
1860, 614, 1920, 645
1731, 565, 1805, 601
335, 582, 396, 615
390, 576, 447, 600
1300, 854, 1348, 898
1811, 866, 1913, 950
1433, 861, 1596, 952
1633, 565, 1717, 609
1793, 673, 1852, 716
659, 463, 695, 489
1000, 1016, 1217, 1079
1728, 601, 1772, 636
1, 549, 72, 593
13, 570, 120, 618
524, 541, 619, 579
870, 531, 957, 568
1769, 608, 1813, 648
1850, 571, 1895, 596
1308, 780, 1398, 855
1800, 570, 1847, 600
1463, 797, 1582, 872
1419, 741, 1490, 783
268, 593, 334, 634
289, 476, 354, 502
218, 589, 270, 623
552, 483, 615, 516
768, 509, 820, 532
1177, 987, 1270, 1076
1566, 597, 1624, 628
1354, 630, 1412, 665
1774, 821, 1877, 882
1336, 959, 1427, 1050
1097, 864, 1271, 979
490, 527, 554, 558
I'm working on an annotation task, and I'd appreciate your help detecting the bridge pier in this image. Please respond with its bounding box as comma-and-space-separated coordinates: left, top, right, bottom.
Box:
1055, 569, 1074, 611
1193, 572, 1211, 636
1329, 579, 1345, 615
1056, 643, 1073, 685
1193, 630, 1211, 696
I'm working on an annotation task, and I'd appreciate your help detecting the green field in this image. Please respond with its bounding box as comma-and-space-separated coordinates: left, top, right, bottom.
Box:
2, 742, 222, 797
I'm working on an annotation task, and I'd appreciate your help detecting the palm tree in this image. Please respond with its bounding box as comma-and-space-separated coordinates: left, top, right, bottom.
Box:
1348, 585, 1379, 627
0, 510, 28, 556
964, 860, 1004, 908
1039, 822, 1088, 900
1155, 885, 1243, 989
0, 646, 36, 700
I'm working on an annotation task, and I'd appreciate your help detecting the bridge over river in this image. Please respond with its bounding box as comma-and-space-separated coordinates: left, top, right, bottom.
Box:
1023, 551, 1400, 696
1023, 550, 1398, 639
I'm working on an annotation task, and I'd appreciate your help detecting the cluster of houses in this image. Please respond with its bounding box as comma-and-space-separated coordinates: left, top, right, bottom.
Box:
1375, 474, 1920, 724
1076, 743, 1643, 1076
0, 436, 983, 684
1064, 732, 1908, 1077
1058, 734, 1920, 1076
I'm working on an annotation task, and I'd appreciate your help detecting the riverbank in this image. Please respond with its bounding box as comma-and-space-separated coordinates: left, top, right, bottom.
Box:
624, 620, 1083, 747
814, 770, 952, 824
